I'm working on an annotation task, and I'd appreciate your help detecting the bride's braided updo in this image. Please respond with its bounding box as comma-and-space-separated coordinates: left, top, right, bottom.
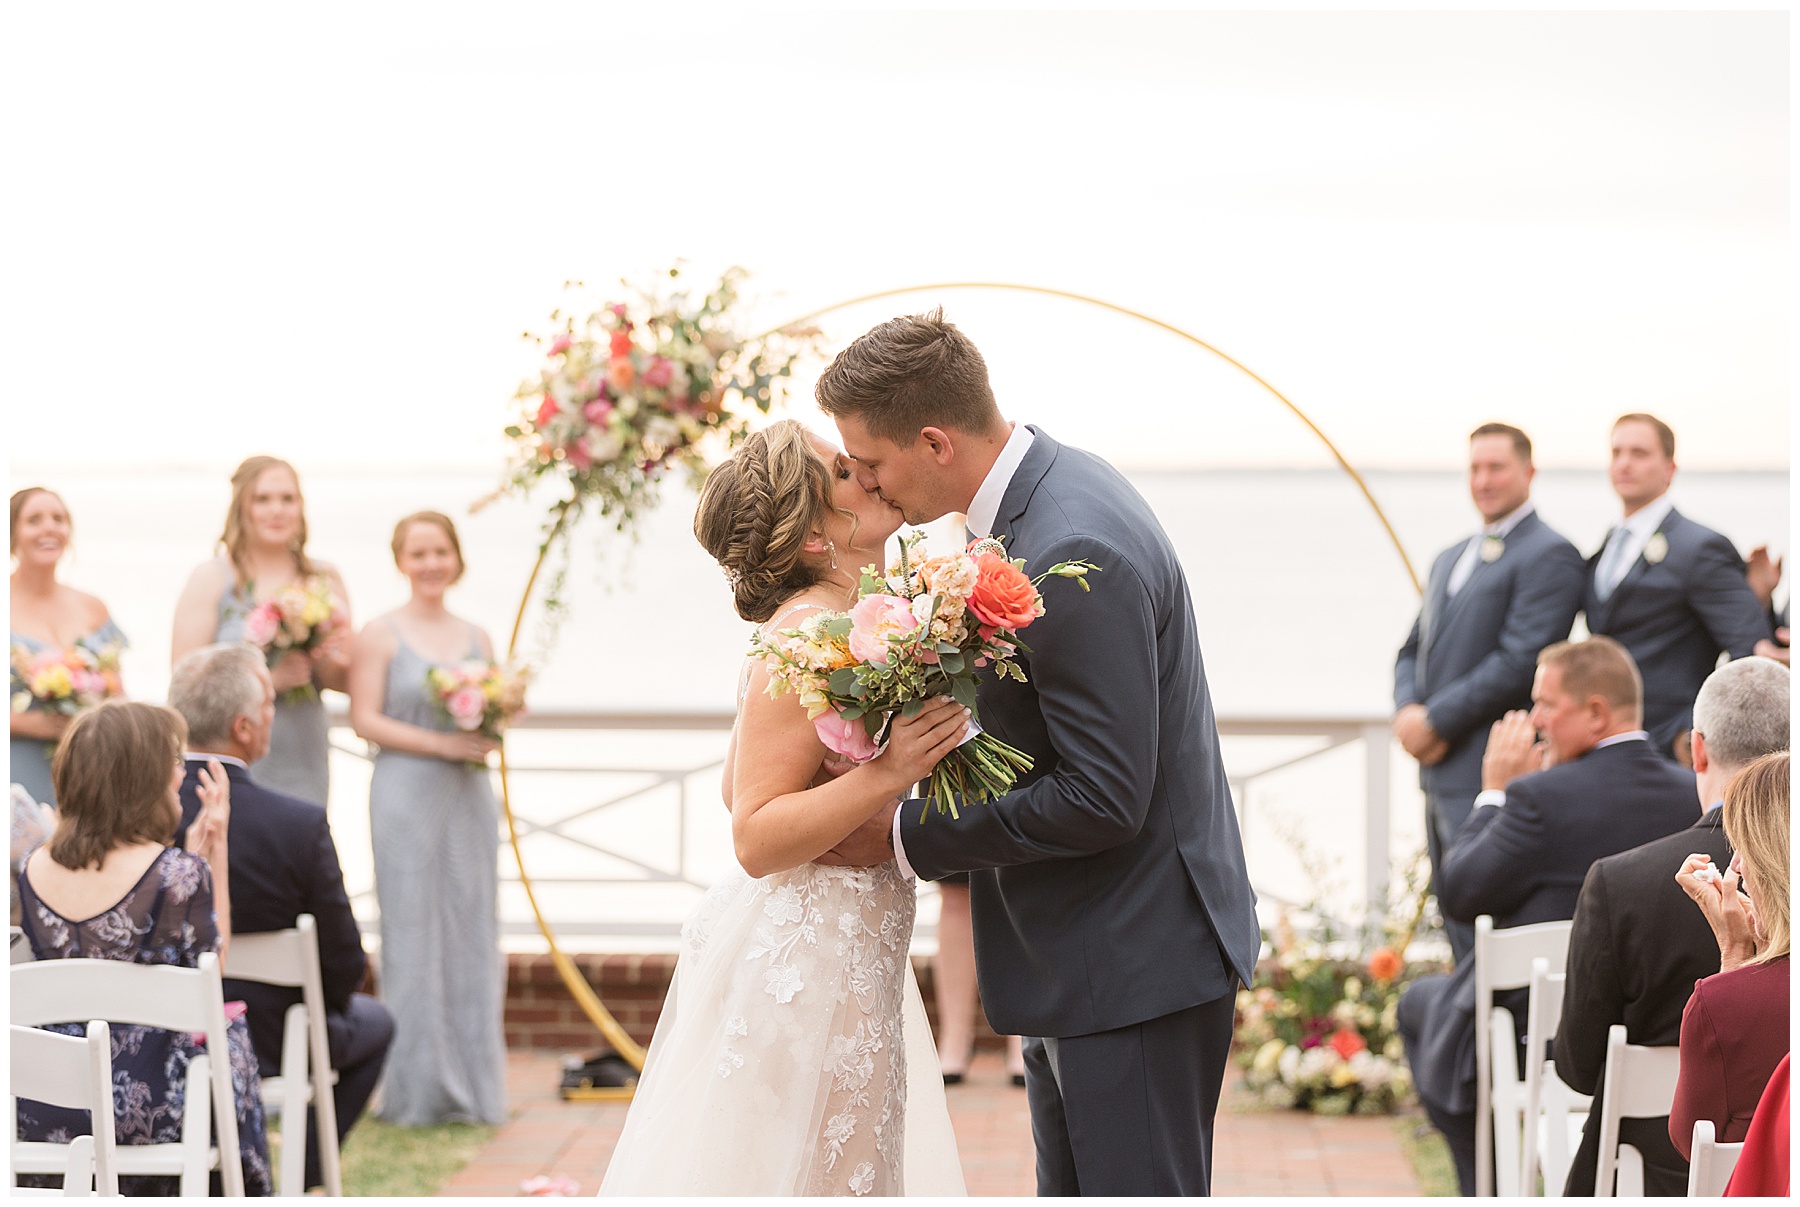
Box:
695, 420, 843, 623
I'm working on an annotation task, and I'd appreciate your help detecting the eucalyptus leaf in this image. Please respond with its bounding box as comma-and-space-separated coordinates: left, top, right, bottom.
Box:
824, 616, 853, 639
828, 667, 859, 695
938, 651, 965, 675
950, 676, 978, 709
902, 698, 924, 718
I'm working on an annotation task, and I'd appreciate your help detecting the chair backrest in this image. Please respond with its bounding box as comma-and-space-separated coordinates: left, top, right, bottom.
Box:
1686, 1119, 1745, 1197
10, 1021, 117, 1195
1595, 1024, 1682, 1197
1474, 916, 1574, 1197
10, 954, 244, 1197
222, 915, 319, 991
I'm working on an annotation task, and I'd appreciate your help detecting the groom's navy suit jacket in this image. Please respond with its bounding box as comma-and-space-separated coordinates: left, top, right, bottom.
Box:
900, 428, 1260, 1040
1581, 507, 1769, 756
1394, 510, 1585, 807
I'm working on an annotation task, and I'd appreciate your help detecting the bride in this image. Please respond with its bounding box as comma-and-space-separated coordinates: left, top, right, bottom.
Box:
599, 420, 970, 1197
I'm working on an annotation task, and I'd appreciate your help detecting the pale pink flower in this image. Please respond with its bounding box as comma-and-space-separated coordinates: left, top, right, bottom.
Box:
814, 708, 881, 764
847, 594, 919, 665
582, 398, 613, 425
548, 334, 572, 357
242, 602, 280, 647
642, 356, 674, 388
446, 685, 486, 730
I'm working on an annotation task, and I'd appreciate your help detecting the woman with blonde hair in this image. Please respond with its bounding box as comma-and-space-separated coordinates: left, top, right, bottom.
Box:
348, 510, 507, 1125
600, 419, 968, 1196
172, 456, 352, 805
14, 700, 271, 1194
9, 487, 128, 806
1670, 751, 1790, 1154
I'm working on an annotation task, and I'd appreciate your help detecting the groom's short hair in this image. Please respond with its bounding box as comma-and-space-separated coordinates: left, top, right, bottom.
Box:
815, 308, 1002, 444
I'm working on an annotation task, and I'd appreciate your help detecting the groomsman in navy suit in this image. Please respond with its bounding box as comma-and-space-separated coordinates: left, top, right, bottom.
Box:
1582, 413, 1771, 763
1394, 423, 1585, 965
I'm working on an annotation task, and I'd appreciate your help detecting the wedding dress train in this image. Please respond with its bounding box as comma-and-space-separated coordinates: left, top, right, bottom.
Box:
598, 858, 966, 1196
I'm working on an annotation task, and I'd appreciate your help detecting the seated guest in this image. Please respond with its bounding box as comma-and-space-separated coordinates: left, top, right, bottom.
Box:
1723, 1053, 1789, 1197
169, 643, 393, 1192
1554, 656, 1790, 1195
11, 782, 54, 927
1670, 751, 1790, 1156
14, 700, 272, 1195
1398, 636, 1698, 1195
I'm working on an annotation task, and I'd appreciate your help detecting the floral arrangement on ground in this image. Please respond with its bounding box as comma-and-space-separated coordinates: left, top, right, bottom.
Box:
1232, 848, 1448, 1116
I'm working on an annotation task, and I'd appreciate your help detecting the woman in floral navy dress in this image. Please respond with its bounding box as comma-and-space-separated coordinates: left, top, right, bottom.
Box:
14, 700, 272, 1196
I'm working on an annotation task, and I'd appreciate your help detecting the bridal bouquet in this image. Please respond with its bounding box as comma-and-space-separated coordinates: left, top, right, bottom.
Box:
9, 637, 125, 717
753, 532, 1097, 818
238, 576, 348, 702
426, 660, 532, 741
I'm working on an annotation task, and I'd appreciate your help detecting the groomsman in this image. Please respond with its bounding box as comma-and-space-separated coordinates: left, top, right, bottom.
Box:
1394, 423, 1585, 964
1582, 413, 1771, 763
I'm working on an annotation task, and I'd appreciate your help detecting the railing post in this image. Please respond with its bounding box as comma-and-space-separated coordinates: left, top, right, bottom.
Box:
1362, 723, 1392, 925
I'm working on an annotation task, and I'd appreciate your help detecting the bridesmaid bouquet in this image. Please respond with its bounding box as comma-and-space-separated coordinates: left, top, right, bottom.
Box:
239, 577, 348, 702
9, 637, 125, 716
752, 532, 1097, 818
426, 660, 532, 741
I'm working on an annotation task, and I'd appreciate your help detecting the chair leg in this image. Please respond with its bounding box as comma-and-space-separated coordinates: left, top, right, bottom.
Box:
180, 1055, 213, 1198
279, 1005, 310, 1196
1616, 1144, 1644, 1197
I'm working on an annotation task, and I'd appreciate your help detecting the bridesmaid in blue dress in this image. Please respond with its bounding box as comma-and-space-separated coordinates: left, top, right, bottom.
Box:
15, 700, 273, 1195
9, 488, 128, 807
348, 510, 507, 1125
171, 457, 352, 806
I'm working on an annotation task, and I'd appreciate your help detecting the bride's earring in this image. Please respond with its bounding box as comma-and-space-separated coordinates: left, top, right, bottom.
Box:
826, 539, 838, 570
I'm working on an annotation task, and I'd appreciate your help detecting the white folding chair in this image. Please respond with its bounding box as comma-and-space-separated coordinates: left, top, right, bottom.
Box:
1595, 1023, 1682, 1198
11, 925, 33, 964
1519, 958, 1592, 1197
11, 954, 246, 1196
10, 1021, 118, 1196
1685, 1119, 1744, 1197
223, 915, 342, 1196
1474, 915, 1574, 1196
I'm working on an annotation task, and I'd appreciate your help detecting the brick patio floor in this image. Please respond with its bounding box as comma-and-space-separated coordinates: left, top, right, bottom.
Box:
441, 1048, 1424, 1197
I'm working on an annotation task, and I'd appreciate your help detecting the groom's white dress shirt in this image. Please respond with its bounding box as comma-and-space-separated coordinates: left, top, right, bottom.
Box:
890, 422, 1033, 880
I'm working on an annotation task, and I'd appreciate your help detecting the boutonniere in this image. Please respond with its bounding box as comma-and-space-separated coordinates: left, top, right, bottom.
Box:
1644, 532, 1669, 565
1480, 535, 1505, 563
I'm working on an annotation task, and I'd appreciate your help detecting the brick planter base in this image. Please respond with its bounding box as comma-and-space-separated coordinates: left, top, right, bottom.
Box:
504, 951, 1008, 1052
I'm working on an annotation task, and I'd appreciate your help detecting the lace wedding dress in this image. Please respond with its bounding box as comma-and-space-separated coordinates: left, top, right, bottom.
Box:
599, 612, 965, 1196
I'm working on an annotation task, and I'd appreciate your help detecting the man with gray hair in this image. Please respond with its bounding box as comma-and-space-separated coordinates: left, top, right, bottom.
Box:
1553, 655, 1790, 1194
169, 643, 392, 1193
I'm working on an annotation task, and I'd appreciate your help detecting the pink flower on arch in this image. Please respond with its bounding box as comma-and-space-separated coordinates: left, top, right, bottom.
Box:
548, 334, 572, 357
643, 356, 674, 388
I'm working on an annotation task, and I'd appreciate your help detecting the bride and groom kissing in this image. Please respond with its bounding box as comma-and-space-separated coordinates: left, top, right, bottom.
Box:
599, 310, 1259, 1197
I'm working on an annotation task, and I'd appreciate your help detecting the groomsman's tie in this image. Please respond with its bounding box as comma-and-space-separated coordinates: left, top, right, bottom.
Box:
1594, 528, 1630, 602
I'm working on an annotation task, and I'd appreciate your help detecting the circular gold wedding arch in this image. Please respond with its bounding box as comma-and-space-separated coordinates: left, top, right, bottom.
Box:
497, 282, 1424, 1089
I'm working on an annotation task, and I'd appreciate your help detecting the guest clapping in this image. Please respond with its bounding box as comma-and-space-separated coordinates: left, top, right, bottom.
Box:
13, 700, 272, 1195
1670, 751, 1790, 1156
172, 457, 351, 806
10, 488, 128, 806
348, 511, 506, 1126
169, 643, 394, 1189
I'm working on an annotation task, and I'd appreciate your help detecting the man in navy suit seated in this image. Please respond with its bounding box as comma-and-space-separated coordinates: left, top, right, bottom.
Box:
170, 643, 393, 1191
1397, 636, 1699, 1194
1394, 422, 1586, 965
1583, 413, 1771, 763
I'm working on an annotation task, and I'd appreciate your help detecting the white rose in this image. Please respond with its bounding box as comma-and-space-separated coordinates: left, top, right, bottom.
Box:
616, 394, 640, 419
646, 416, 682, 449
583, 428, 624, 464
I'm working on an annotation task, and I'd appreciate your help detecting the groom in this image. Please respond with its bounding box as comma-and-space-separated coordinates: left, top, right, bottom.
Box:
817, 310, 1260, 1196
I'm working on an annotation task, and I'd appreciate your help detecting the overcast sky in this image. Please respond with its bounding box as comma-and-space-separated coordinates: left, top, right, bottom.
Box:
4, 6, 1788, 472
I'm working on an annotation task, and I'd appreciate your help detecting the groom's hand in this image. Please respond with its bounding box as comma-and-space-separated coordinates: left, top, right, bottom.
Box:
817, 797, 901, 867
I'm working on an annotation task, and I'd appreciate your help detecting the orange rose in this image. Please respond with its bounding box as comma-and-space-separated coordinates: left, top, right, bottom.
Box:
1328, 1028, 1366, 1059
967, 554, 1043, 631
1367, 947, 1404, 984
608, 357, 636, 391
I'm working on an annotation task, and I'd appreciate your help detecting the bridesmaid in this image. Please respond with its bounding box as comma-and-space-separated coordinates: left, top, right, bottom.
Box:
171, 456, 351, 806
348, 510, 506, 1126
9, 488, 128, 807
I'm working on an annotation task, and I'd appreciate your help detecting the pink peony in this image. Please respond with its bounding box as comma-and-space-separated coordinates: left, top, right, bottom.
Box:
582, 398, 613, 425
564, 440, 592, 470
642, 356, 674, 388
535, 395, 559, 429
847, 594, 920, 665
548, 334, 572, 357
242, 602, 281, 647
446, 686, 486, 730
813, 708, 881, 763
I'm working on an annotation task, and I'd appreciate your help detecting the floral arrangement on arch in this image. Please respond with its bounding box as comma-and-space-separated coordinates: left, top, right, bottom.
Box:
496, 266, 816, 535
1232, 849, 1446, 1115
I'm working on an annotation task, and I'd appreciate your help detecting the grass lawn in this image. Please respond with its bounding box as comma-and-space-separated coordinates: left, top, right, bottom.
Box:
1396, 1116, 1458, 1196
270, 1117, 496, 1197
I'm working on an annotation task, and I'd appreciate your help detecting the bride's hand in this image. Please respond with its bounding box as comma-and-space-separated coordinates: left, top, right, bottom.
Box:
879, 697, 971, 788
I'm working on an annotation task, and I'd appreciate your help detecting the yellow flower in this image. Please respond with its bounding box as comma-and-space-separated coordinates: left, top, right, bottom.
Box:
1329, 1062, 1360, 1089
1253, 1039, 1286, 1075
30, 665, 73, 699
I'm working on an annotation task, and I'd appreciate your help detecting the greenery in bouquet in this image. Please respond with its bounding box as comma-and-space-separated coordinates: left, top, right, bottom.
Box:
1232, 849, 1447, 1116
426, 660, 532, 743
752, 531, 1096, 818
